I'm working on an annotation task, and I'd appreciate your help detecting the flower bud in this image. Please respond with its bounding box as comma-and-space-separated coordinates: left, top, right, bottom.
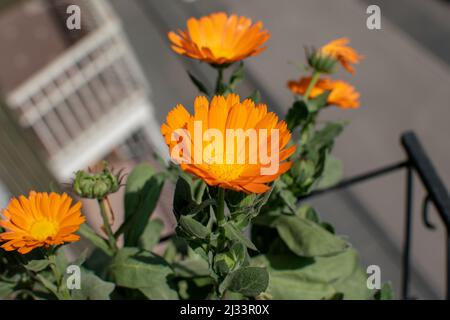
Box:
72, 161, 123, 199
306, 47, 338, 74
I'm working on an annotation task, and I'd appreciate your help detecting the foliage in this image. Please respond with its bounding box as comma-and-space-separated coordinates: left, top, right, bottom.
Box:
0, 22, 391, 300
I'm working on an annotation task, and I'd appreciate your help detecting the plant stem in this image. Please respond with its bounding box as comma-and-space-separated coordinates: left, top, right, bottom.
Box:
303, 71, 321, 102
215, 67, 224, 94
98, 197, 119, 252
216, 188, 225, 227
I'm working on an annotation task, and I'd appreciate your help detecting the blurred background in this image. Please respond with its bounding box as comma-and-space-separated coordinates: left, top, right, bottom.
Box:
0, 0, 449, 299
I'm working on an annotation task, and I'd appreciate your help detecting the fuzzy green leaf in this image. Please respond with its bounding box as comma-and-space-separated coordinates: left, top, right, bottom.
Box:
139, 218, 164, 251
110, 248, 178, 299
315, 154, 343, 190
123, 164, 165, 246
275, 215, 347, 257
224, 222, 258, 251
178, 215, 210, 239
220, 266, 269, 297
78, 224, 113, 256
25, 259, 50, 272
253, 249, 371, 300
71, 268, 115, 300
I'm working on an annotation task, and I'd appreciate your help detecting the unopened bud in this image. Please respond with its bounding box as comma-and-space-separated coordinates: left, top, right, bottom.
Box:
306, 47, 338, 74
72, 161, 124, 199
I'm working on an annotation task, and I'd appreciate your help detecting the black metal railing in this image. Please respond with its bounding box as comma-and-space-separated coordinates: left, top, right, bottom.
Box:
300, 131, 450, 300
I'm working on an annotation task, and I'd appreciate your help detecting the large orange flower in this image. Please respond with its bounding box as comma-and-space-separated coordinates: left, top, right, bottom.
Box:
168, 12, 270, 65
161, 94, 296, 194
0, 192, 85, 254
288, 77, 360, 109
320, 38, 363, 73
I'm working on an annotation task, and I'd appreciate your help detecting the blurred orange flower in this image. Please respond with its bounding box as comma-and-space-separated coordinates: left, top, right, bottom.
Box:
168, 12, 270, 65
288, 77, 360, 109
161, 94, 295, 194
0, 192, 85, 254
320, 38, 363, 73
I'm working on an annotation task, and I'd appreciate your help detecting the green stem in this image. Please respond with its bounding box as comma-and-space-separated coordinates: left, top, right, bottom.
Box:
216, 188, 225, 227
215, 67, 224, 94
303, 71, 321, 102
98, 197, 118, 252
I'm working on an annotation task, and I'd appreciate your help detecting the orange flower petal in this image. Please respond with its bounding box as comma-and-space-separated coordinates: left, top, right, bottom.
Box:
0, 192, 85, 254
168, 12, 270, 64
162, 95, 295, 194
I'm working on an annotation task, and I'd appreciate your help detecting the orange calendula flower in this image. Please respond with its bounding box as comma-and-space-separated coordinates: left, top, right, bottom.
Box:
320, 38, 363, 73
0, 192, 85, 254
161, 94, 296, 194
168, 12, 270, 65
288, 77, 360, 109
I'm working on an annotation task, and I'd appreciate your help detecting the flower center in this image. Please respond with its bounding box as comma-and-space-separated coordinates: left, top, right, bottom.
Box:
207, 163, 245, 182
29, 219, 58, 241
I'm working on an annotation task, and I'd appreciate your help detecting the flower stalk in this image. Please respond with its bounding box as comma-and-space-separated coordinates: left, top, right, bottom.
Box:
215, 66, 225, 94
216, 188, 226, 227
98, 197, 118, 253
303, 71, 321, 102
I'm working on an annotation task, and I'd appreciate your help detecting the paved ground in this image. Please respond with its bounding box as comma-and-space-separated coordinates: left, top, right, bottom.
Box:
110, 0, 450, 299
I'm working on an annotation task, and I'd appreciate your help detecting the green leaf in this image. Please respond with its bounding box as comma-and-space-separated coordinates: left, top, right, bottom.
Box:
374, 282, 394, 300
275, 215, 347, 257
139, 218, 164, 251
78, 224, 113, 256
84, 248, 113, 279
296, 205, 320, 223
226, 191, 256, 211
35, 273, 58, 297
253, 249, 371, 300
0, 281, 15, 298
54, 248, 69, 277
187, 71, 210, 95
125, 164, 156, 208
110, 247, 178, 299
315, 154, 343, 190
123, 164, 165, 246
73, 249, 89, 267
178, 215, 210, 239
226, 187, 274, 229
173, 249, 210, 278
308, 122, 345, 152
306, 91, 330, 112
25, 259, 50, 272
173, 176, 194, 219
285, 100, 309, 131
71, 268, 115, 300
230, 242, 249, 268
183, 199, 216, 217
224, 223, 258, 251
220, 267, 269, 297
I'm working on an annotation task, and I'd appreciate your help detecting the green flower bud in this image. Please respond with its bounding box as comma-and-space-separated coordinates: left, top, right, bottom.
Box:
306, 47, 338, 74
72, 161, 123, 199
